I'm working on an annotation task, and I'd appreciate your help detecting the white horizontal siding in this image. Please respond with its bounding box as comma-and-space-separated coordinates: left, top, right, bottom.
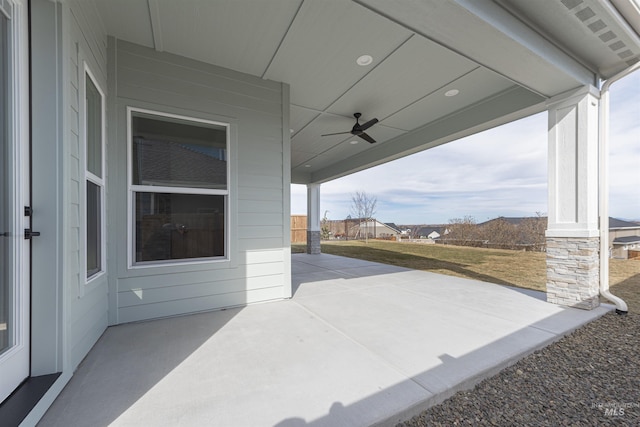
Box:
66, 1, 109, 370
118, 262, 285, 292
118, 287, 285, 324
68, 285, 108, 368
110, 39, 287, 323
118, 274, 284, 308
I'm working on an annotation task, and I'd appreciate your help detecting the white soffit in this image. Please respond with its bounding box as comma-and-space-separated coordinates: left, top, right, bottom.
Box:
301, 124, 406, 169
326, 34, 477, 122
383, 67, 516, 131
93, 0, 557, 184
290, 105, 320, 137
357, 0, 595, 96
262, 0, 412, 110
94, 0, 154, 48
498, 0, 640, 79
154, 0, 303, 77
292, 116, 405, 169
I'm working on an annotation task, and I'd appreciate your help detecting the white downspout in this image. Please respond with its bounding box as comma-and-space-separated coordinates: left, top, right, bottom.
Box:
598, 61, 640, 314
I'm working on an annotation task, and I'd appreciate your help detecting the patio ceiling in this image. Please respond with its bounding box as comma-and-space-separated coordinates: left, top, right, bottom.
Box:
93, 0, 640, 185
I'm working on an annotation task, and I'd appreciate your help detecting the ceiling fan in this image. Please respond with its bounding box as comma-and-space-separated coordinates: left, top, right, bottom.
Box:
321, 112, 379, 143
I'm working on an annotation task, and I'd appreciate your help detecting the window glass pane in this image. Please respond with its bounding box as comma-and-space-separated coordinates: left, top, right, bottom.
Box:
0, 13, 10, 353
132, 113, 227, 189
87, 181, 101, 277
135, 192, 225, 262
86, 75, 102, 178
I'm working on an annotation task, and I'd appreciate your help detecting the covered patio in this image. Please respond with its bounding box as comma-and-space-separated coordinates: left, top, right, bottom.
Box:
39, 254, 610, 426
2, 0, 639, 423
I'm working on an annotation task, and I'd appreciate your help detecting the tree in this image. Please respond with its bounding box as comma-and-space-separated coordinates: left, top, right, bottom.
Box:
477, 217, 518, 248
321, 210, 331, 240
519, 213, 547, 251
445, 216, 478, 246
350, 191, 377, 243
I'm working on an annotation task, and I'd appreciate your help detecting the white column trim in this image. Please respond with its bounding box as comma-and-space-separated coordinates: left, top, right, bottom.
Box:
546, 85, 600, 237
307, 184, 321, 232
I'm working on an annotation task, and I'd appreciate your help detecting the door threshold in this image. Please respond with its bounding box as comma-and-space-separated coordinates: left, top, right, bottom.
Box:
0, 373, 61, 427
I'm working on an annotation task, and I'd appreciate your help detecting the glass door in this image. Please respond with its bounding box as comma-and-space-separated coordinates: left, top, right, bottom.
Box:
0, 4, 30, 404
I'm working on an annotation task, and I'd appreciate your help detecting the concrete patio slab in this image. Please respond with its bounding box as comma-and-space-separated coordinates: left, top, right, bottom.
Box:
39, 253, 611, 427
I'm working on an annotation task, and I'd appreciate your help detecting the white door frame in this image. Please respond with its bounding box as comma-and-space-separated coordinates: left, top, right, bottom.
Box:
0, 0, 30, 404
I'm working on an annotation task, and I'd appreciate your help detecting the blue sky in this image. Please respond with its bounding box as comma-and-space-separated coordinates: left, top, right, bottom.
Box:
291, 72, 640, 225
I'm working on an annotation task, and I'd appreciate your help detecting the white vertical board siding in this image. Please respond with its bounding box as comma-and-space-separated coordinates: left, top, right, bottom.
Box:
109, 39, 288, 324
66, 1, 109, 370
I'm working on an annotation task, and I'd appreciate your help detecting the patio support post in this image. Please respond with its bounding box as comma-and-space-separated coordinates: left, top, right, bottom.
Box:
306, 183, 321, 254
545, 86, 601, 309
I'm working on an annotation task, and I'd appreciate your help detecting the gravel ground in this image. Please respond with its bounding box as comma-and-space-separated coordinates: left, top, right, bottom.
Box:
398, 312, 640, 427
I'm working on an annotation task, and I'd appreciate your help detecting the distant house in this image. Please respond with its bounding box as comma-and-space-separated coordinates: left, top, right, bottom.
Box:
351, 219, 401, 240
415, 226, 449, 240
609, 218, 640, 259
326, 218, 401, 240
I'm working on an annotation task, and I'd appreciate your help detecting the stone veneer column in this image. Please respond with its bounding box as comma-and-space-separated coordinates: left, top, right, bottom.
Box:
546, 86, 601, 309
306, 184, 321, 254
546, 237, 600, 309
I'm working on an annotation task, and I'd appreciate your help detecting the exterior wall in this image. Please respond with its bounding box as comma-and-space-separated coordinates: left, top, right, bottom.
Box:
108, 39, 290, 324
610, 228, 640, 240
353, 221, 399, 239
65, 1, 109, 370
611, 246, 628, 259
30, 0, 109, 376
30, 0, 65, 377
610, 228, 640, 259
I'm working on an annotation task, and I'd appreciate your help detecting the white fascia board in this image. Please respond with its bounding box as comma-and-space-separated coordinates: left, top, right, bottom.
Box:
454, 0, 595, 86
356, 0, 595, 97
291, 170, 311, 185
608, 0, 640, 40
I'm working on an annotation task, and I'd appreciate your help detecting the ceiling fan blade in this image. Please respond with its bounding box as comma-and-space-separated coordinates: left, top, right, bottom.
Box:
321, 131, 352, 137
358, 132, 376, 144
359, 118, 379, 131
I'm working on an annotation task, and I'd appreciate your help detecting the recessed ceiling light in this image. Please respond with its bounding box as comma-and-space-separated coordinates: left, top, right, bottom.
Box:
349, 140, 359, 145
290, 128, 294, 134
445, 89, 459, 97
356, 54, 373, 66
304, 164, 311, 168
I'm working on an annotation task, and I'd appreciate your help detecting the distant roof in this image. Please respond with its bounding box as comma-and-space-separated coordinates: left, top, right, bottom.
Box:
609, 218, 640, 229
477, 216, 639, 230
613, 236, 640, 245
477, 217, 538, 226
416, 226, 446, 237
384, 223, 401, 233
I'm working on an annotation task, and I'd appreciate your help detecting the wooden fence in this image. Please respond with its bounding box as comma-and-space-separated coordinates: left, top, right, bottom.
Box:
291, 215, 307, 243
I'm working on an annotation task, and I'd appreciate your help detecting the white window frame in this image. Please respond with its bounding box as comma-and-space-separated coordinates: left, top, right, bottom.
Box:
127, 107, 230, 268
81, 63, 106, 284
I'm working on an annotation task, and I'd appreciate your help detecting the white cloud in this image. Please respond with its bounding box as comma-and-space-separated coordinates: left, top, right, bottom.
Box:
292, 71, 640, 224
609, 72, 640, 221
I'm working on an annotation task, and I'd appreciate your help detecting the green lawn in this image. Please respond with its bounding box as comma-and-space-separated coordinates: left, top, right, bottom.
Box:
292, 240, 640, 313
